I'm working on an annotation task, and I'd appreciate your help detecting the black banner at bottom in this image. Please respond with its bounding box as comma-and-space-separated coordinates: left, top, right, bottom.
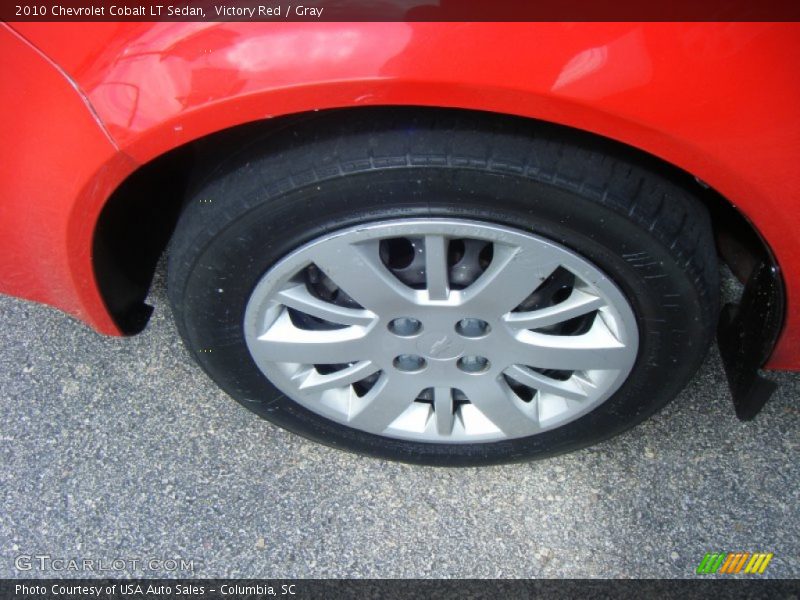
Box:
2, 579, 800, 600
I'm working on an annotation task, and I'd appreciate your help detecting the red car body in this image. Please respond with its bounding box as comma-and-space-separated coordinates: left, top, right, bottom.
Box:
1, 22, 799, 370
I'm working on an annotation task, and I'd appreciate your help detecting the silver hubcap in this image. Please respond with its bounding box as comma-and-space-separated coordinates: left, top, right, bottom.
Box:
244, 219, 638, 443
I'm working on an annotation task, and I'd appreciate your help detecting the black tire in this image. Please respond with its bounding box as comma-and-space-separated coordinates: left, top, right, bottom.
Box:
167, 110, 719, 466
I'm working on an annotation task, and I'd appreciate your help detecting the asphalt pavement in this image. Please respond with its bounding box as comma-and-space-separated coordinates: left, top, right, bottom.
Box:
1, 267, 798, 578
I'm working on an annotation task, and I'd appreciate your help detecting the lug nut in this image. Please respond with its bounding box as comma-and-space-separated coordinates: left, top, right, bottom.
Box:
455, 318, 490, 338
457, 355, 490, 373
393, 354, 427, 372
388, 317, 422, 336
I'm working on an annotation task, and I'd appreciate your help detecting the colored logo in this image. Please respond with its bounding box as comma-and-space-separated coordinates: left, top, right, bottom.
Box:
696, 552, 773, 575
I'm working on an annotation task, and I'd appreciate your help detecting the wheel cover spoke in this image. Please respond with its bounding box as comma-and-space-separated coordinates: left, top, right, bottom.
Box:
293, 360, 380, 393
503, 364, 589, 401
250, 310, 372, 364
424, 234, 451, 301
308, 239, 415, 313
461, 376, 540, 437
275, 284, 375, 327
244, 219, 638, 443
433, 387, 456, 436
509, 319, 629, 371
347, 374, 422, 433
460, 244, 561, 315
503, 289, 605, 330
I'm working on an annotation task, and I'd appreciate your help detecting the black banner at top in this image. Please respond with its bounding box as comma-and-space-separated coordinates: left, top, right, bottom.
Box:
4, 0, 800, 22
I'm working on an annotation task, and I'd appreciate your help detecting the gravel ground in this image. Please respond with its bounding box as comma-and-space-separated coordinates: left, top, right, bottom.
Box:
1, 268, 798, 579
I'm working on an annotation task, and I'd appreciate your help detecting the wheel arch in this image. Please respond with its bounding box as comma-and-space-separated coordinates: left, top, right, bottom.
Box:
94, 106, 783, 356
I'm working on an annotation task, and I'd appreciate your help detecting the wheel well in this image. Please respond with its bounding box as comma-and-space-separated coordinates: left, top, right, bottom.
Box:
92, 106, 779, 334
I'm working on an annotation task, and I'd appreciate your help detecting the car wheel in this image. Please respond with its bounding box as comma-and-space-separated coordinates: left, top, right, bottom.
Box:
167, 111, 719, 466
